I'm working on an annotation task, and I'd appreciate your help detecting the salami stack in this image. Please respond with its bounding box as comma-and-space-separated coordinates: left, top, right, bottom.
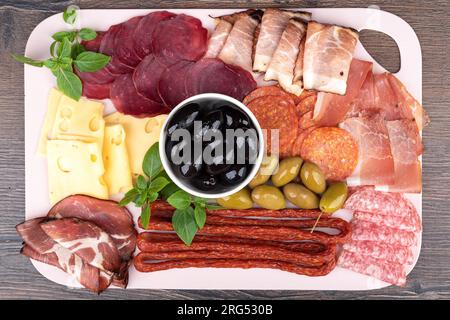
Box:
338, 188, 421, 286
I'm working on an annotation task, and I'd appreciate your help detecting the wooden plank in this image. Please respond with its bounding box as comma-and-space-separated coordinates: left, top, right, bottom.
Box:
1, 0, 449, 299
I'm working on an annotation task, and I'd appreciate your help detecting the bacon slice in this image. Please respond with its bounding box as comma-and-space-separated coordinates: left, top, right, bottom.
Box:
386, 119, 423, 193
205, 19, 233, 58
313, 59, 372, 126
303, 22, 359, 95
340, 115, 395, 186
293, 37, 306, 83
40, 218, 121, 274
218, 11, 262, 72
265, 19, 307, 96
253, 8, 311, 72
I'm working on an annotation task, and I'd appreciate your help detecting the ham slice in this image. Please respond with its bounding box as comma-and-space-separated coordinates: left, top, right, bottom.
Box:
386, 119, 423, 193
218, 11, 262, 72
313, 59, 372, 126
340, 115, 395, 186
265, 19, 307, 96
40, 218, 121, 274
253, 8, 311, 72
303, 22, 358, 95
205, 19, 233, 58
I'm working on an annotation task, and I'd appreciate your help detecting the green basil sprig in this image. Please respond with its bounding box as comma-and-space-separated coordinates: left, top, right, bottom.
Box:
12, 6, 110, 101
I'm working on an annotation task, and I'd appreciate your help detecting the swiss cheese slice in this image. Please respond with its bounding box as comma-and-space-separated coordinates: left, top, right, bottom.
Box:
105, 112, 168, 177
37, 88, 64, 155
47, 140, 109, 204
103, 124, 133, 195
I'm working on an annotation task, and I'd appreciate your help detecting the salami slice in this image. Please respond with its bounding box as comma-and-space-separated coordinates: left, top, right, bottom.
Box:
111, 73, 166, 116
247, 95, 298, 157
114, 16, 144, 67
81, 31, 104, 52
133, 11, 177, 59
152, 14, 208, 62
157, 60, 194, 108
82, 81, 111, 100
75, 67, 116, 85
351, 219, 417, 247
99, 24, 134, 75
133, 54, 172, 104
300, 127, 358, 181
185, 58, 256, 101
338, 250, 407, 286
343, 240, 413, 265
243, 86, 297, 105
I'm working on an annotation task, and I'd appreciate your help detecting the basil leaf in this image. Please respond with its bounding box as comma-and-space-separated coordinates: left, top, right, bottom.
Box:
172, 207, 198, 246
79, 28, 97, 41
205, 204, 224, 210
50, 41, 58, 57
52, 31, 76, 42
43, 58, 58, 70
135, 191, 148, 207
148, 176, 170, 193
55, 68, 82, 101
140, 203, 151, 230
74, 51, 110, 72
160, 182, 181, 200
194, 205, 206, 229
71, 43, 86, 59
136, 175, 147, 191
147, 192, 159, 203
11, 54, 43, 67
63, 6, 77, 25
142, 143, 162, 179
58, 37, 72, 58
167, 190, 191, 210
119, 188, 139, 206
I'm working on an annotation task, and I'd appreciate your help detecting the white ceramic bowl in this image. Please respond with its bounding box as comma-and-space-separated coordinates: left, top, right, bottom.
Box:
159, 93, 264, 199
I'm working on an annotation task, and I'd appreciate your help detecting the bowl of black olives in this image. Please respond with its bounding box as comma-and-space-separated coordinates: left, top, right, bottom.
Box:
160, 93, 264, 198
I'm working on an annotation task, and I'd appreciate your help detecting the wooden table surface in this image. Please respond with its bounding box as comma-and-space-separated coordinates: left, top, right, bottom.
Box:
1, 0, 449, 300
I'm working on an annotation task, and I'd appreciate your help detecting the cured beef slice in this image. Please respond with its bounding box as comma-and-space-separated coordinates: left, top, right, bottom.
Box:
75, 66, 116, 85
81, 82, 112, 100
151, 14, 208, 62
99, 24, 134, 75
157, 60, 194, 108
81, 31, 105, 52
114, 16, 144, 67
111, 73, 167, 117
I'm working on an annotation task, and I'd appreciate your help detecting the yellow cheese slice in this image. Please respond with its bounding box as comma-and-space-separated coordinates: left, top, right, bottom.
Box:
105, 112, 168, 177
103, 124, 133, 195
37, 88, 64, 155
50, 94, 105, 148
47, 140, 109, 204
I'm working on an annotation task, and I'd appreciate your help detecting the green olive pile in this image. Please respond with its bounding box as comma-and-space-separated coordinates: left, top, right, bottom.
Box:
217, 156, 348, 214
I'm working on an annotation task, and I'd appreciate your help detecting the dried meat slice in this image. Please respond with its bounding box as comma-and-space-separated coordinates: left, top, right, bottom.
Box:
205, 19, 233, 58
265, 19, 307, 96
351, 219, 417, 247
343, 240, 413, 265
75, 66, 116, 85
340, 115, 395, 186
99, 24, 134, 75
313, 59, 372, 126
157, 60, 194, 108
114, 16, 144, 67
338, 250, 407, 286
353, 211, 419, 233
152, 14, 208, 62
386, 119, 423, 193
303, 22, 359, 94
81, 31, 104, 52
110, 73, 166, 117
253, 8, 311, 72
40, 218, 122, 274
82, 81, 111, 100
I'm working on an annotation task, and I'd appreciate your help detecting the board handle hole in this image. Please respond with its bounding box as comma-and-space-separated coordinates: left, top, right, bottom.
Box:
359, 29, 401, 73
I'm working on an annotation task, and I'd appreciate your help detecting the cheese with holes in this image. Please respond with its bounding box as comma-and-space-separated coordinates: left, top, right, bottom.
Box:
38, 88, 64, 155
50, 94, 105, 148
105, 112, 168, 177
103, 124, 132, 195
47, 140, 109, 204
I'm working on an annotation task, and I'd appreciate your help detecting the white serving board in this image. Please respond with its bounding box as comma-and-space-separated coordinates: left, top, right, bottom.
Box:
24, 8, 422, 291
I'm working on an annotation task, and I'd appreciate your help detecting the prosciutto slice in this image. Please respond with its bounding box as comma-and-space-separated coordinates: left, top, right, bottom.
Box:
205, 19, 233, 58
40, 218, 121, 274
218, 11, 262, 72
313, 59, 372, 126
340, 115, 395, 186
265, 19, 307, 96
386, 119, 423, 193
47, 195, 137, 261
253, 8, 311, 72
303, 22, 359, 94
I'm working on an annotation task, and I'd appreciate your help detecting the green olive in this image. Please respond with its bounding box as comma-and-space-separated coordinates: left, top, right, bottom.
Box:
216, 188, 253, 210
319, 182, 348, 213
251, 185, 286, 210
271, 157, 303, 187
248, 155, 279, 188
300, 162, 326, 194
283, 183, 319, 209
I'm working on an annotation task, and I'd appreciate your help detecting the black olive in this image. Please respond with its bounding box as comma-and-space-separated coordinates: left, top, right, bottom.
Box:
170, 103, 201, 131
179, 162, 202, 178
222, 106, 250, 129
193, 174, 218, 191
205, 162, 231, 175
220, 165, 248, 186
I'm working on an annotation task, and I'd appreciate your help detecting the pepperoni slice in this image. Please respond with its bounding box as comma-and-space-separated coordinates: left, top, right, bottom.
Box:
114, 16, 144, 67
291, 127, 317, 157
300, 127, 358, 181
111, 73, 166, 116
152, 14, 207, 62
247, 95, 298, 157
157, 60, 194, 108
295, 92, 317, 117
82, 81, 111, 100
133, 11, 177, 59
243, 86, 297, 105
